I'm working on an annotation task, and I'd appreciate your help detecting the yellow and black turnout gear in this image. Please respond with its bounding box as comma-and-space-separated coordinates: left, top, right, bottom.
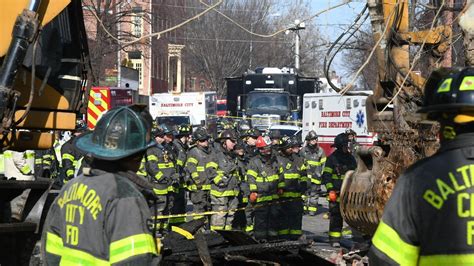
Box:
185, 145, 215, 220
276, 152, 307, 240
300, 144, 326, 214
137, 144, 178, 232
246, 154, 284, 240
370, 136, 474, 265
209, 144, 240, 231
322, 146, 356, 243
41, 168, 158, 264
61, 136, 86, 182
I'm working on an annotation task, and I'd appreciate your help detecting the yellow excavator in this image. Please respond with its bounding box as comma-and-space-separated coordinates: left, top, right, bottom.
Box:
339, 0, 453, 235
0, 0, 89, 264
0, 0, 89, 151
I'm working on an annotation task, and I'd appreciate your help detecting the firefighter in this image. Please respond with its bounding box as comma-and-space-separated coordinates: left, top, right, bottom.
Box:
137, 125, 179, 233
34, 148, 55, 179
241, 128, 260, 159
185, 127, 214, 221
345, 128, 359, 157
61, 123, 87, 183
209, 129, 240, 230
236, 120, 251, 139
300, 130, 326, 216
170, 124, 192, 226
41, 105, 159, 264
247, 136, 284, 241
369, 68, 474, 264
153, 125, 166, 145
322, 133, 356, 247
162, 124, 177, 153
5, 150, 35, 221
269, 130, 282, 146
277, 136, 307, 240
232, 140, 249, 230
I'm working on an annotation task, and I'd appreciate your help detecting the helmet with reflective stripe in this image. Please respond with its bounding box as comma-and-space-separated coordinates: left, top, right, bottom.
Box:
217, 129, 237, 141
177, 124, 192, 136
242, 128, 261, 138
75, 105, 155, 160
418, 67, 474, 118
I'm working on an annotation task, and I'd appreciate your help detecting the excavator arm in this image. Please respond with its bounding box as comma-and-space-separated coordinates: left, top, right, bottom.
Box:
0, 0, 90, 150
340, 0, 451, 235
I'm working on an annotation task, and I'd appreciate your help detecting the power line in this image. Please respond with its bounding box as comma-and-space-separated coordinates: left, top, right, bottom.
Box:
179, 37, 291, 44
151, 2, 271, 13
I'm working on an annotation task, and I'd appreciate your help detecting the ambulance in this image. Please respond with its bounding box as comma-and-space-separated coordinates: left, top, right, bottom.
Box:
302, 91, 376, 155
149, 91, 217, 132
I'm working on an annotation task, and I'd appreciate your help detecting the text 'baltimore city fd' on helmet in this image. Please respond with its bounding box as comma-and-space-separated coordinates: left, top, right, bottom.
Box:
75, 105, 155, 160
418, 67, 474, 122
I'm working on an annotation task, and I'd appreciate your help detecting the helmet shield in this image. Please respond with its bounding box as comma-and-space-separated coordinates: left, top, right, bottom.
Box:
75, 106, 155, 160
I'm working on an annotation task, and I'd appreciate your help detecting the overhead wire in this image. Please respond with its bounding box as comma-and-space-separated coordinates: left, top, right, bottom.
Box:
196, 0, 353, 38
323, 4, 369, 93
90, 0, 353, 46
90, 0, 223, 46
339, 3, 400, 95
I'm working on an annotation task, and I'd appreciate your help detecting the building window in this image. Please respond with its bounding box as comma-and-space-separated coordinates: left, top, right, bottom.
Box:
132, 14, 142, 37
130, 59, 143, 87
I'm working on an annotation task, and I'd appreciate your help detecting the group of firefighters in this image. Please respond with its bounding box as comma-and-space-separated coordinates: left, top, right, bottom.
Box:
37, 67, 474, 264
30, 112, 359, 244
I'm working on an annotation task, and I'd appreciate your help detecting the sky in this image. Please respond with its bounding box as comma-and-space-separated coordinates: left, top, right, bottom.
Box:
309, 0, 368, 80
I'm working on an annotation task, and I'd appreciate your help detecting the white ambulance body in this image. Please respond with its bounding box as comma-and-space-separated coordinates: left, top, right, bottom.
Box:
149, 91, 217, 127
302, 91, 376, 155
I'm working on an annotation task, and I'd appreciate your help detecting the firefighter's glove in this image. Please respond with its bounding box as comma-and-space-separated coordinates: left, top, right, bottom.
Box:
328, 190, 338, 202
277, 188, 284, 196
218, 176, 229, 188
249, 192, 258, 203
171, 173, 180, 187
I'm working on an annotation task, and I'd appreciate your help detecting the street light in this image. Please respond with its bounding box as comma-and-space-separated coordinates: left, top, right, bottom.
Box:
286, 20, 305, 70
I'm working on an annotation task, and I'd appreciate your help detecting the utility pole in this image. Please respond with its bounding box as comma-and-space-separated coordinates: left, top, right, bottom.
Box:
295, 31, 300, 69
288, 20, 305, 70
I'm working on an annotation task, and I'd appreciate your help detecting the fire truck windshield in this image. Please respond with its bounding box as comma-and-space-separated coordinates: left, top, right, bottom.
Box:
247, 92, 289, 111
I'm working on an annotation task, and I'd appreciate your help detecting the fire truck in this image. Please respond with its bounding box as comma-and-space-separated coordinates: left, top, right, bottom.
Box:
216, 99, 227, 117
86, 87, 134, 129
302, 91, 376, 155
